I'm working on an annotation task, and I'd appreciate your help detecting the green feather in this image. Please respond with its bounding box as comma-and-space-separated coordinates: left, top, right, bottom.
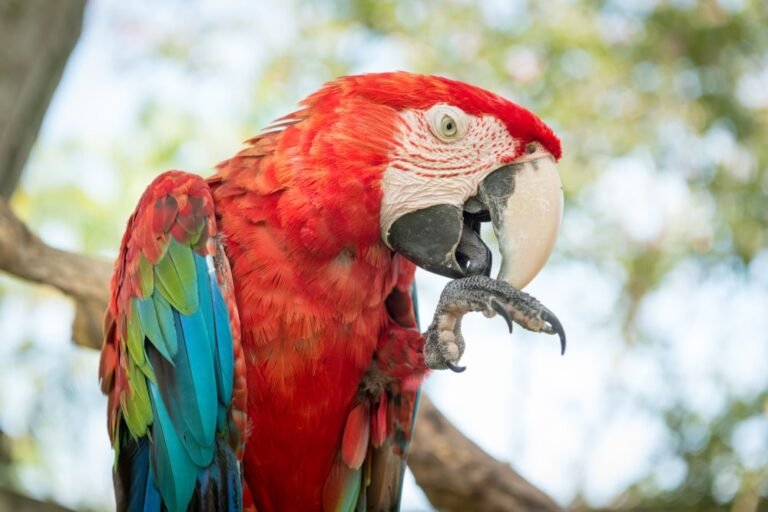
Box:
188, 219, 206, 246
168, 239, 198, 304
126, 302, 146, 367
131, 362, 153, 424
154, 257, 185, 313
138, 253, 154, 298
136, 296, 177, 361
127, 318, 154, 382
154, 294, 178, 358
122, 392, 146, 438
123, 362, 152, 437
339, 467, 362, 512
154, 240, 198, 315
112, 422, 121, 469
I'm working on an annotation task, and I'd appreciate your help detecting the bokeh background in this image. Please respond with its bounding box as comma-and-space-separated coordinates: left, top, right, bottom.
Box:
1, 0, 767, 510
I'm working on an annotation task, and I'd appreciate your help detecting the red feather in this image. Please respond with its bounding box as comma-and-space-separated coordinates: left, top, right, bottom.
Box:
342, 403, 371, 469
371, 396, 388, 449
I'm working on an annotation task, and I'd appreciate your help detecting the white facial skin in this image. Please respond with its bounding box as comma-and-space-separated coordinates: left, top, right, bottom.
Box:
380, 103, 563, 289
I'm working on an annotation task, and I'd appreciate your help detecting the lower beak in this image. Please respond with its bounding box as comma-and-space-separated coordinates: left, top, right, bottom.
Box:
386, 204, 491, 278
387, 155, 562, 286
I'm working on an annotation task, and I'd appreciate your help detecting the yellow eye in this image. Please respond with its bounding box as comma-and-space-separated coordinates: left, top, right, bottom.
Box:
440, 114, 458, 138
427, 105, 466, 142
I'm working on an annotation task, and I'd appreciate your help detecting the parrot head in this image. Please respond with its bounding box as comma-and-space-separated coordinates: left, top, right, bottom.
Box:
267, 72, 563, 289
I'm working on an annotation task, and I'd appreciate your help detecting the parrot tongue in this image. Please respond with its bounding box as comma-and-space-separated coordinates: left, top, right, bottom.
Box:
478, 156, 563, 289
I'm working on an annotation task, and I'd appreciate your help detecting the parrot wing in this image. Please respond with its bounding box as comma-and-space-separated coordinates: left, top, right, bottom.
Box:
324, 260, 423, 512
99, 171, 246, 512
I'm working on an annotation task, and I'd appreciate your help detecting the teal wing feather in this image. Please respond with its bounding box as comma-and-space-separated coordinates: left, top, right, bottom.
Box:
99, 171, 246, 512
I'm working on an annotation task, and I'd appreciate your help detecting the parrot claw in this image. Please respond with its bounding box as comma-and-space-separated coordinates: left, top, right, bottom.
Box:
424, 276, 566, 371
540, 308, 566, 355
488, 296, 513, 333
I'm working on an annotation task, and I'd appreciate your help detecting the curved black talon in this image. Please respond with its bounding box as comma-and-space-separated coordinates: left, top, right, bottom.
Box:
446, 361, 467, 373
489, 296, 513, 333
542, 309, 566, 355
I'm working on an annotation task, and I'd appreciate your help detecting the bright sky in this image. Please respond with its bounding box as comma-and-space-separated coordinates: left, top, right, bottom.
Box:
2, 1, 767, 510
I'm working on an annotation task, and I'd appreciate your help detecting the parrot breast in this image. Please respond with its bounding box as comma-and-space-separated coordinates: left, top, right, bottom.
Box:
211, 159, 397, 511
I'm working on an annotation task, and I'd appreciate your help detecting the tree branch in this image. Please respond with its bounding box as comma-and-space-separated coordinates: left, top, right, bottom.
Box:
0, 488, 76, 512
412, 395, 562, 511
0, 200, 111, 349
0, 0, 86, 199
0, 199, 563, 511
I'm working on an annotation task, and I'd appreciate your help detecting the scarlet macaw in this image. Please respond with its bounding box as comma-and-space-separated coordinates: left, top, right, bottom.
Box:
99, 72, 565, 512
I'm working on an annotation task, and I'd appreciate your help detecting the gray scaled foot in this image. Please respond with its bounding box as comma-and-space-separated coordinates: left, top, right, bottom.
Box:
424, 275, 566, 372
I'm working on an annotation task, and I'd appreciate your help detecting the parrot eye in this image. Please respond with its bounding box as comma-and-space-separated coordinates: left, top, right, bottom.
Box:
426, 104, 467, 143
440, 115, 458, 138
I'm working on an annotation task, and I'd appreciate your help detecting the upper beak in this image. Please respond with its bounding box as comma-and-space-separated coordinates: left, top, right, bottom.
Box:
387, 155, 563, 287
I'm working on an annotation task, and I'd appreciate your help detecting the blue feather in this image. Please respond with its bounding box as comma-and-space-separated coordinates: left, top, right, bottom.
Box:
177, 309, 218, 452
194, 254, 235, 407
146, 322, 214, 467
148, 382, 197, 512
211, 273, 234, 405
115, 182, 243, 512
190, 438, 242, 511
195, 255, 216, 354
124, 438, 150, 512
222, 439, 242, 511
142, 470, 162, 512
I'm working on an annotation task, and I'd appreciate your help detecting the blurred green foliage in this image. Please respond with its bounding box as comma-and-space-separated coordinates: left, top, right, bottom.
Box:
1, 0, 767, 510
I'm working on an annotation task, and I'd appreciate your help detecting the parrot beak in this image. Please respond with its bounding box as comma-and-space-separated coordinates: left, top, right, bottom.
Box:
387, 203, 492, 278
480, 154, 563, 288
387, 155, 562, 286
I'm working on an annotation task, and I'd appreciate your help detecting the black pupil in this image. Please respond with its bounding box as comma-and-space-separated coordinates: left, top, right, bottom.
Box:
446, 121, 454, 131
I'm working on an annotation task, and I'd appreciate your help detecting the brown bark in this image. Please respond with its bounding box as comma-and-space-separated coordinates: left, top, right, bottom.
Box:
0, 200, 111, 349
412, 394, 563, 512
0, 0, 86, 199
0, 488, 76, 512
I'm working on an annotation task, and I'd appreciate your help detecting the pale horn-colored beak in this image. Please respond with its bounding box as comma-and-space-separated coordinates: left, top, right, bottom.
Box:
479, 155, 563, 289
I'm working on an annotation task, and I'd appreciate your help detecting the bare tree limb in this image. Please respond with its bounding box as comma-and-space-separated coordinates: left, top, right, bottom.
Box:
0, 200, 111, 349
0, 4, 93, 510
412, 395, 563, 512
0, 488, 76, 512
0, 200, 112, 303
0, 0, 86, 198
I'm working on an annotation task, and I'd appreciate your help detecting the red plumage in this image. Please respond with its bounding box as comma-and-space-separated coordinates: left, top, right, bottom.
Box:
102, 72, 561, 511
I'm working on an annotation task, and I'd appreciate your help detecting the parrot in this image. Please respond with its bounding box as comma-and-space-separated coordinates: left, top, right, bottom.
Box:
98, 71, 566, 512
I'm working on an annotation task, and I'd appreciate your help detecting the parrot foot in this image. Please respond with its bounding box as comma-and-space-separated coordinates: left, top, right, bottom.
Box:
424, 276, 566, 372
